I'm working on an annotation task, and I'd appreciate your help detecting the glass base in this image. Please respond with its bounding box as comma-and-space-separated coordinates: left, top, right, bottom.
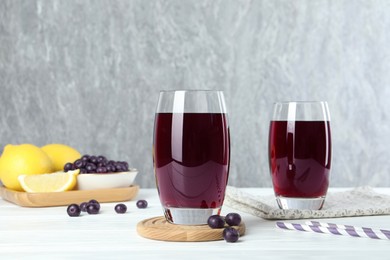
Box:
276, 196, 325, 210
163, 207, 221, 225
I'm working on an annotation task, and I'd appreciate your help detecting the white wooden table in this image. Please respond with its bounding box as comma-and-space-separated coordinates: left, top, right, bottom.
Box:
1, 188, 390, 259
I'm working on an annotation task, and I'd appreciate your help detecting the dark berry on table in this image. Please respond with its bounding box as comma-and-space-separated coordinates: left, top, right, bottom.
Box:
80, 202, 88, 212
86, 203, 100, 214
88, 199, 100, 210
64, 163, 73, 172
67, 204, 81, 217
225, 213, 242, 226
136, 199, 148, 209
223, 227, 239, 242
207, 215, 225, 229
115, 203, 127, 214
88, 199, 100, 212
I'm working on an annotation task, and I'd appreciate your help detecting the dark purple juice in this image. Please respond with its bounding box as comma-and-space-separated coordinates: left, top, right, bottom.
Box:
153, 113, 230, 209
269, 121, 332, 198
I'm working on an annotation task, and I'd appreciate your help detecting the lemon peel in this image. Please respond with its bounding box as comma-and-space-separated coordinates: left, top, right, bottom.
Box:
41, 144, 81, 171
0, 144, 54, 191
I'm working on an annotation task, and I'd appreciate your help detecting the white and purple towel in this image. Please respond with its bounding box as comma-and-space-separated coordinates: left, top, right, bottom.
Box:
224, 186, 390, 220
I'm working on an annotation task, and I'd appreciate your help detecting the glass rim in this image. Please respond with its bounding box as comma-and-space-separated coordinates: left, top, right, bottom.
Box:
159, 89, 224, 93
273, 101, 328, 105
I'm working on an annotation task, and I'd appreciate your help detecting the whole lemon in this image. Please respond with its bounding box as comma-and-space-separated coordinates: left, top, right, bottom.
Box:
41, 144, 81, 171
0, 144, 55, 191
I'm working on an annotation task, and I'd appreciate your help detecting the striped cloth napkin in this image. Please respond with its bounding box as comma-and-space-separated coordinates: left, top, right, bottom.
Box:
224, 186, 390, 220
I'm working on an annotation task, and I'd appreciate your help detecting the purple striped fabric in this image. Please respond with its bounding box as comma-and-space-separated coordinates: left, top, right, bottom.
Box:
292, 223, 305, 231
326, 226, 342, 236
309, 221, 390, 239
276, 221, 390, 241
344, 228, 360, 237
362, 228, 379, 239
310, 225, 323, 233
381, 230, 390, 239
276, 222, 287, 229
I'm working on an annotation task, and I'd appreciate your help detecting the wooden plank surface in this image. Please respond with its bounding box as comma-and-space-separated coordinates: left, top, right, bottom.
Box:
0, 185, 139, 207
137, 216, 246, 242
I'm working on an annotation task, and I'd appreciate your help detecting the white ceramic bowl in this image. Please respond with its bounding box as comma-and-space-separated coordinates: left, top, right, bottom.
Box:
76, 169, 138, 190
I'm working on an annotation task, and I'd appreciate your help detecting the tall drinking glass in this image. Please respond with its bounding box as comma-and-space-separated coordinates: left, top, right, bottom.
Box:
268, 101, 332, 210
153, 90, 230, 225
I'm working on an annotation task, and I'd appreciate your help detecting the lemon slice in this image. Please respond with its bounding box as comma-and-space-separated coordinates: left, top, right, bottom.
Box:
18, 169, 80, 193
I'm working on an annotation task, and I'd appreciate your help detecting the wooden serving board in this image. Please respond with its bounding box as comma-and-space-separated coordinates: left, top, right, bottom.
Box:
137, 216, 246, 242
0, 185, 139, 207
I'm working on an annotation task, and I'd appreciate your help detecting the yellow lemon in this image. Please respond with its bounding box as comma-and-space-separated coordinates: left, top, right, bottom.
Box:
41, 144, 81, 171
0, 144, 55, 191
18, 169, 79, 192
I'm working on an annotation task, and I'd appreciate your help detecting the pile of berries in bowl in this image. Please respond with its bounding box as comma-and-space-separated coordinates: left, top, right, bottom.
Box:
64, 155, 138, 190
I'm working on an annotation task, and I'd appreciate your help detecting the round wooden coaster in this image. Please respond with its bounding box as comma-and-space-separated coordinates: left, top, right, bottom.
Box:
137, 216, 246, 242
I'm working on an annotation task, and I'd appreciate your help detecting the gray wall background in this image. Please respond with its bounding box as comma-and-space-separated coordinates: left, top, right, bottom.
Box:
1, 0, 390, 188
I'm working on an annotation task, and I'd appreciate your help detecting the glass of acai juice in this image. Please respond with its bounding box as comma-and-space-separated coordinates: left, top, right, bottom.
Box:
153, 90, 230, 225
268, 101, 332, 210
